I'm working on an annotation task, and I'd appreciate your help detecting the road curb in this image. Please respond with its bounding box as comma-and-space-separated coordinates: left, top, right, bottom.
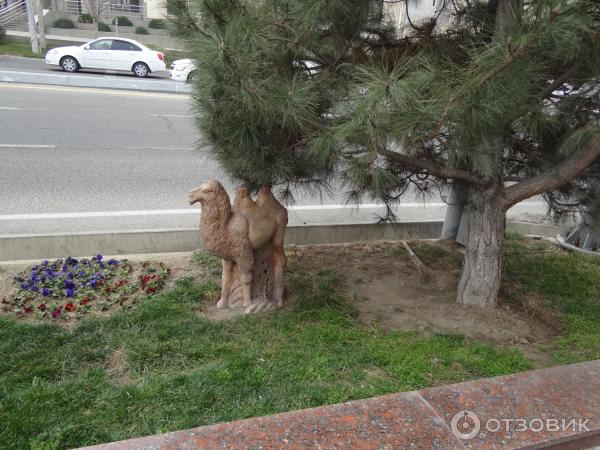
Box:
0, 69, 191, 94
0, 220, 566, 262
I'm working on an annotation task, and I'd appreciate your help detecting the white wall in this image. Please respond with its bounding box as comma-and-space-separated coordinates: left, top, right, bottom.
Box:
144, 0, 164, 19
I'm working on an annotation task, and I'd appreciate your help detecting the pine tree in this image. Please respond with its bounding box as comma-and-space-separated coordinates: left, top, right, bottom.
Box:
173, 0, 600, 308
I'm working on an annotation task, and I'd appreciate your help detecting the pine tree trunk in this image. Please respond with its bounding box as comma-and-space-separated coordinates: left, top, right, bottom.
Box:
456, 186, 505, 307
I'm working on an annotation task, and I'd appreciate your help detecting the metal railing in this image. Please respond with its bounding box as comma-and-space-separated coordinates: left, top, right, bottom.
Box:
0, 1, 29, 31
104, 0, 142, 17
63, 0, 142, 18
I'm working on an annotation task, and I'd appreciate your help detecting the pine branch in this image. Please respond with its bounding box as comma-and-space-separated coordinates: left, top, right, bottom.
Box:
504, 136, 600, 208
537, 66, 576, 100
378, 148, 486, 185
425, 6, 563, 143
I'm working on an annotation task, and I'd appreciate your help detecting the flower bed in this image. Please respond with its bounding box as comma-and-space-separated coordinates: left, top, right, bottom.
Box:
1, 255, 170, 320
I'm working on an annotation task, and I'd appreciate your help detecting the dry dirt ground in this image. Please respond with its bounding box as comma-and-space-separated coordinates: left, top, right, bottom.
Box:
0, 241, 559, 365
286, 241, 559, 365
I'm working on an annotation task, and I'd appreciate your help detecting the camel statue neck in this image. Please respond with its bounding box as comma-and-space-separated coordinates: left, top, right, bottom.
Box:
200, 194, 232, 243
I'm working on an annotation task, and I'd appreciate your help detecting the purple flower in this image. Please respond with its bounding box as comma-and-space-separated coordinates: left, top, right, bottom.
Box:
90, 279, 98, 288
65, 288, 75, 297
42, 288, 51, 297
20, 283, 29, 290
108, 259, 119, 266
95, 255, 103, 261
78, 270, 86, 277
67, 272, 74, 279
64, 279, 75, 289
42, 260, 49, 266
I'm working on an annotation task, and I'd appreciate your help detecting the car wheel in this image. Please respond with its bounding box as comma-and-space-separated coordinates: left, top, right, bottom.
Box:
60, 56, 79, 73
132, 62, 150, 78
186, 70, 196, 83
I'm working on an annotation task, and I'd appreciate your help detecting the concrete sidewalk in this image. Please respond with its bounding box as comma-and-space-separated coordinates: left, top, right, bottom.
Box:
0, 69, 191, 93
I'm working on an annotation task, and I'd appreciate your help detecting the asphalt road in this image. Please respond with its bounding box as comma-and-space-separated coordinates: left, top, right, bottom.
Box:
0, 82, 548, 236
0, 82, 439, 235
0, 54, 170, 79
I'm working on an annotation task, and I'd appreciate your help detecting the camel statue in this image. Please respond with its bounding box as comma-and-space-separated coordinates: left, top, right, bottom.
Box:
188, 180, 288, 313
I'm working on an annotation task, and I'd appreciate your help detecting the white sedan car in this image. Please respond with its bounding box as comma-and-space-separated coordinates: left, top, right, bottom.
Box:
45, 38, 166, 78
169, 58, 197, 82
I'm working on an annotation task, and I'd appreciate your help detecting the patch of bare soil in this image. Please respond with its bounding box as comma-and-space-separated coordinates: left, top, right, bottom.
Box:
105, 347, 132, 385
0, 266, 19, 303
287, 241, 560, 367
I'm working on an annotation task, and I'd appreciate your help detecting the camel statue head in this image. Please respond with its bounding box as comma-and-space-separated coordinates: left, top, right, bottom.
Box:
189, 180, 226, 206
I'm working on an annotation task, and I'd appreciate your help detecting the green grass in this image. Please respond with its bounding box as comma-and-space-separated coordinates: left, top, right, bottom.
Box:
0, 41, 41, 58
192, 250, 222, 277
503, 233, 600, 364
3, 237, 597, 449
0, 267, 530, 449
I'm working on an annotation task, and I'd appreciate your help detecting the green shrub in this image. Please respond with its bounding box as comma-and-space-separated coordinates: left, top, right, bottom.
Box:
53, 18, 75, 29
134, 26, 149, 35
148, 18, 167, 29
77, 13, 93, 24
0, 25, 6, 44
97, 22, 111, 32
112, 16, 133, 26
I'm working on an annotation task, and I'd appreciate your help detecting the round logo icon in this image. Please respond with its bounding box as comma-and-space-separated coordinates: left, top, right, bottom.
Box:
450, 410, 481, 440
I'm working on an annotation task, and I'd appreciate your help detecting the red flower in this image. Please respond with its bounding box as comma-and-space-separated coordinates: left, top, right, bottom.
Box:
80, 298, 90, 305
51, 307, 62, 319
65, 302, 76, 312
23, 306, 34, 313
38, 303, 47, 311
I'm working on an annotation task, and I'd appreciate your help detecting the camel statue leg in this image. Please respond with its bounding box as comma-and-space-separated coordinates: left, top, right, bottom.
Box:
240, 269, 253, 308
271, 227, 287, 307
235, 242, 254, 308
217, 259, 234, 309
